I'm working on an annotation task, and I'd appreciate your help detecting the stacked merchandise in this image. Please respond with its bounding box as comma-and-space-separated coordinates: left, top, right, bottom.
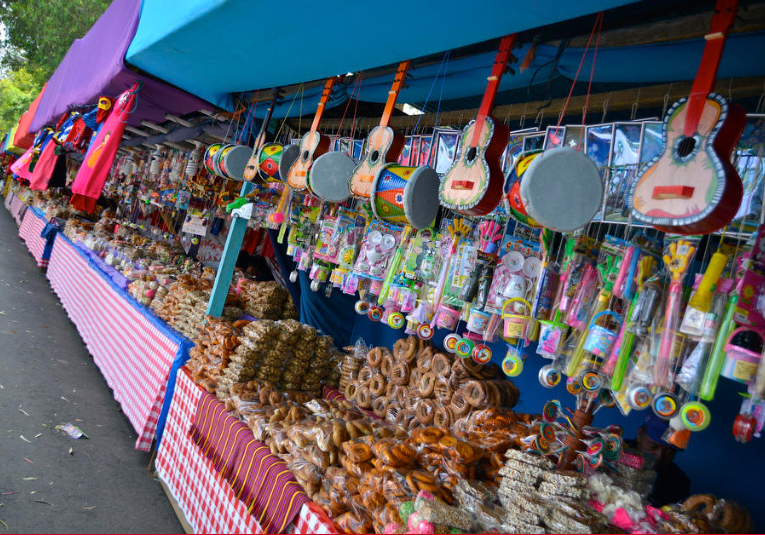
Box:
344, 336, 520, 431
237, 279, 298, 320
186, 316, 248, 392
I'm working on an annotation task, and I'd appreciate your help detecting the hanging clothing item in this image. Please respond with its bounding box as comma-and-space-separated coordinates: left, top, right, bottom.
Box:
71, 83, 140, 212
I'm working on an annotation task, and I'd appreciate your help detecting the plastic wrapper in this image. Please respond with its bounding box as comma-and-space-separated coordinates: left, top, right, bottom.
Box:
415, 496, 473, 531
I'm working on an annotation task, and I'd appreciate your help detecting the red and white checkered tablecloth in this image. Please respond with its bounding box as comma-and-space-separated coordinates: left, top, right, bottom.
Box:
47, 235, 184, 451
156, 369, 338, 534
18, 208, 49, 268
9, 194, 26, 225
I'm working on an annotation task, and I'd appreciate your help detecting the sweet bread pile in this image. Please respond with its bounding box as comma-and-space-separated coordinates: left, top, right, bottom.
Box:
188, 318, 337, 397
345, 336, 520, 432
186, 316, 248, 392
237, 279, 297, 320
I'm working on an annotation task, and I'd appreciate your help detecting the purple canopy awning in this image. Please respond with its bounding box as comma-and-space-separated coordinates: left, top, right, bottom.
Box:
30, 0, 209, 132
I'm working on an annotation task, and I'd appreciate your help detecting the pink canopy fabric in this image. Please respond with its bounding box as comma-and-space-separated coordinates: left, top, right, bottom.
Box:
14, 85, 46, 149
30, 0, 208, 132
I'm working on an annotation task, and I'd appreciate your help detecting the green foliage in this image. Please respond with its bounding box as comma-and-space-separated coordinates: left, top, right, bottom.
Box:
0, 0, 110, 136
0, 0, 111, 84
0, 66, 41, 136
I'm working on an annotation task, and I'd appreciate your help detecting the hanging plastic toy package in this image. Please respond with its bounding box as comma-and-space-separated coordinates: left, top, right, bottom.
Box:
654, 238, 698, 389
676, 279, 733, 393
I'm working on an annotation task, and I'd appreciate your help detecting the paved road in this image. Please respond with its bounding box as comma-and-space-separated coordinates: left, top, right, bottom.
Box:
0, 204, 181, 534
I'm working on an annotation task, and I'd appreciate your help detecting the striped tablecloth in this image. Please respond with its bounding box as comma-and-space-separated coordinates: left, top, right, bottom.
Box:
9, 194, 27, 225
3, 191, 13, 211
46, 234, 191, 451
156, 368, 337, 534
18, 207, 52, 268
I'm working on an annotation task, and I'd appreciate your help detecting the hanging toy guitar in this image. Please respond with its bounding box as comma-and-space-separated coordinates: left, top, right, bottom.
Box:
286, 77, 337, 193
348, 62, 411, 199
628, 0, 745, 234
439, 34, 516, 216
243, 90, 281, 182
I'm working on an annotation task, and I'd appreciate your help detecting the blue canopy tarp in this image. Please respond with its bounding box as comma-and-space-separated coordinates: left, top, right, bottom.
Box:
126, 0, 640, 111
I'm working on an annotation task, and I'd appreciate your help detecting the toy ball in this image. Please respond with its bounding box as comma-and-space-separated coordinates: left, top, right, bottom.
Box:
289, 270, 298, 283
385, 523, 402, 534
190, 237, 199, 245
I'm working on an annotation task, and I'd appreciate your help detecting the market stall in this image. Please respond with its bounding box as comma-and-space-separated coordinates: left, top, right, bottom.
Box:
1, 0, 764, 532
46, 231, 192, 450
156, 368, 336, 534
18, 205, 55, 268
9, 192, 27, 225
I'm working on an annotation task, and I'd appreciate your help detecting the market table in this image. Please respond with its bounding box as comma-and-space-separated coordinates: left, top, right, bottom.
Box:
156, 368, 337, 534
46, 233, 192, 451
9, 193, 27, 225
3, 191, 14, 211
18, 206, 54, 268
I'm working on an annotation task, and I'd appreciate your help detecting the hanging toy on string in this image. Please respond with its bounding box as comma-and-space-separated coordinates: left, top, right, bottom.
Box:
417, 218, 470, 340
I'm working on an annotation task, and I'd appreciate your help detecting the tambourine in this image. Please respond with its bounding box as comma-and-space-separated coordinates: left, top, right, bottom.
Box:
626, 384, 652, 410
679, 401, 711, 431
502, 348, 523, 377
355, 300, 370, 315
417, 323, 434, 340
538, 365, 561, 388
443, 333, 461, 353
367, 305, 384, 321
455, 338, 475, 359
387, 312, 405, 329
652, 392, 679, 420
472, 344, 492, 364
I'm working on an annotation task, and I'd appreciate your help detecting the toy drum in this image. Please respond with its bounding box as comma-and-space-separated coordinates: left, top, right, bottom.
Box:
583, 311, 622, 358
309, 151, 355, 202
204, 143, 223, 175
467, 306, 492, 335
370, 164, 440, 230
537, 318, 567, 358
502, 298, 532, 340
258, 143, 284, 182
217, 144, 250, 181
722, 327, 765, 384
434, 304, 461, 330
278, 144, 300, 184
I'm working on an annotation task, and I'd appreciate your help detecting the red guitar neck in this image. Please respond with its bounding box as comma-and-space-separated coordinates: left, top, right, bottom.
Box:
379, 61, 411, 128
683, 0, 738, 137
470, 34, 516, 148
309, 77, 337, 133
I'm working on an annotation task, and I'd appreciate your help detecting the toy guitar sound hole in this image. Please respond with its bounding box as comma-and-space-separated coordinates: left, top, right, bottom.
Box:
674, 135, 698, 161
466, 147, 477, 163
302, 150, 310, 160
370, 150, 380, 163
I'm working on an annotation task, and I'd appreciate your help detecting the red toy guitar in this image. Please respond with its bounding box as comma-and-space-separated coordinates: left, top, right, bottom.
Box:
629, 0, 745, 234
348, 61, 410, 199
287, 77, 337, 192
439, 35, 515, 216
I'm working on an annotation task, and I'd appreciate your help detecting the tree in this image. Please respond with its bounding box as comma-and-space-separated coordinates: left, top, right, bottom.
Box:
0, 0, 111, 84
0, 66, 40, 136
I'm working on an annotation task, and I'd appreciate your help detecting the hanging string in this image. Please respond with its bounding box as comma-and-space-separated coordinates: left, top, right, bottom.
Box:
246, 91, 260, 146
349, 82, 361, 151
557, 12, 604, 128
433, 53, 450, 134
578, 12, 604, 149
274, 83, 304, 141
335, 74, 363, 139
413, 51, 451, 134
